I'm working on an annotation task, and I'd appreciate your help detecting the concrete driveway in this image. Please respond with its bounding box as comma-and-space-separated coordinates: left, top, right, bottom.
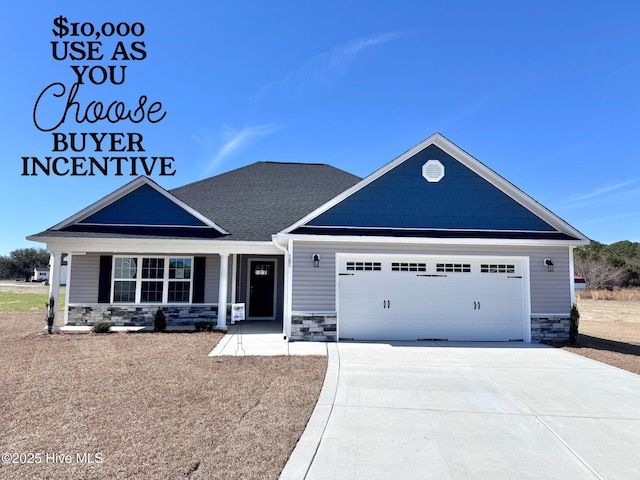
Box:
281, 341, 640, 480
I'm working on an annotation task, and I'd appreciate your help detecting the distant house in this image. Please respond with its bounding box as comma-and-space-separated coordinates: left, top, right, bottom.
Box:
574, 276, 586, 290
28, 133, 589, 342
32, 255, 68, 285
32, 266, 49, 282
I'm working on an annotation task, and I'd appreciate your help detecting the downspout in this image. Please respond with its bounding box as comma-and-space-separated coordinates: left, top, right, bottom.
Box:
272, 235, 292, 340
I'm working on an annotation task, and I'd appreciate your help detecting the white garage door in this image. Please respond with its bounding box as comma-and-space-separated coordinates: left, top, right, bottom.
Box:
337, 255, 528, 341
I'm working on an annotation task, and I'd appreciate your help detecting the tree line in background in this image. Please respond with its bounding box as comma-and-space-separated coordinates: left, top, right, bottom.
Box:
574, 240, 640, 290
0, 243, 638, 290
0, 248, 51, 282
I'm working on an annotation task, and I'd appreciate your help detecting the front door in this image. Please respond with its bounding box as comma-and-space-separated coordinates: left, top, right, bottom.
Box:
248, 260, 276, 319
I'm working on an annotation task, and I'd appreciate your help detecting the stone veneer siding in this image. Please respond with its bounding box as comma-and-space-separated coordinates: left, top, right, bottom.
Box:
67, 304, 218, 327
290, 313, 570, 343
290, 312, 337, 341
531, 315, 570, 342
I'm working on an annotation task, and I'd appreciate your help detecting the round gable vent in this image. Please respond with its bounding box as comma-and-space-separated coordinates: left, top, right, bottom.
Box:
422, 160, 445, 183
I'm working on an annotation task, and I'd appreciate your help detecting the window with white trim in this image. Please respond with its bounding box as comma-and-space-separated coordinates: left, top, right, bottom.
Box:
114, 257, 137, 302
141, 258, 165, 302
168, 258, 192, 302
113, 256, 193, 303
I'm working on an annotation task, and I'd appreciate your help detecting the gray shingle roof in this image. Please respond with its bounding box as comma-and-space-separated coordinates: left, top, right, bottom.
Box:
170, 162, 361, 241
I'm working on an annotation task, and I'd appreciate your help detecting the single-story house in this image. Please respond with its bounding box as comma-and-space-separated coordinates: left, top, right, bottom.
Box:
32, 266, 50, 283
32, 255, 68, 284
28, 133, 589, 342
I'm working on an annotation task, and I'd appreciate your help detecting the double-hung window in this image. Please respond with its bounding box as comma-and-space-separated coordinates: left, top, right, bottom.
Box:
112, 256, 192, 303
168, 258, 192, 302
113, 257, 138, 302
141, 258, 165, 302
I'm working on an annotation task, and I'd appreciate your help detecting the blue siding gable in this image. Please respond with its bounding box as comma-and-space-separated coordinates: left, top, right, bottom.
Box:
79, 184, 209, 227
307, 145, 556, 232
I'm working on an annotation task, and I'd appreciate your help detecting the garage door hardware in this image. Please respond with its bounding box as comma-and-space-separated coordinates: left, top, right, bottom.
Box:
383, 300, 391, 308
339, 273, 355, 276
416, 274, 447, 277
508, 275, 522, 278
473, 301, 481, 310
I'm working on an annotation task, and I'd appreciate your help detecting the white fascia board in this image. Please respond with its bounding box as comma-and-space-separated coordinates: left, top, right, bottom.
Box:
274, 233, 590, 247
49, 176, 229, 235
38, 237, 281, 255
280, 133, 589, 242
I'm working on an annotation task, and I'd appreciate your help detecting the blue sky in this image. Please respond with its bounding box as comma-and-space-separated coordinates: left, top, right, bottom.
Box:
1, 1, 639, 255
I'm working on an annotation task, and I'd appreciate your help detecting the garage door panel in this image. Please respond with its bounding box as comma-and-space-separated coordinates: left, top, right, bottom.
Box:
338, 256, 527, 341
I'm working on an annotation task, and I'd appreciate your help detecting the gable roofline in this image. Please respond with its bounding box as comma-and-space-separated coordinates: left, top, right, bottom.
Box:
49, 176, 229, 235
281, 133, 589, 242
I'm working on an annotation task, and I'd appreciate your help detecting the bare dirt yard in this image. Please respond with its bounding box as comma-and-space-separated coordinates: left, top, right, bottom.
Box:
0, 310, 326, 480
561, 295, 640, 375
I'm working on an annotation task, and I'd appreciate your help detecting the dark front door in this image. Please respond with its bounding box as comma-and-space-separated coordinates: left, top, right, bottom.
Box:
249, 260, 275, 318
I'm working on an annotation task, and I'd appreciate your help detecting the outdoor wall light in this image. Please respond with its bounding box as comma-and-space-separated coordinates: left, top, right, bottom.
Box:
544, 258, 554, 272
312, 254, 320, 268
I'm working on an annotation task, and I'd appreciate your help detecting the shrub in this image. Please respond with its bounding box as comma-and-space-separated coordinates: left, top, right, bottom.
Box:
91, 321, 111, 334
154, 308, 166, 332
569, 303, 580, 345
194, 321, 215, 332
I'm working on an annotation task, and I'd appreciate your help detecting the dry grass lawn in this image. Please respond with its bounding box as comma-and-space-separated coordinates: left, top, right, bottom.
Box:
0, 311, 326, 480
561, 294, 640, 375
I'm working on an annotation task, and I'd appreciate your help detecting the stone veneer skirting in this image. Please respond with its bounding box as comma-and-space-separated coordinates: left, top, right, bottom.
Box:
290, 312, 337, 342
530, 315, 570, 342
289, 313, 570, 343
67, 304, 219, 327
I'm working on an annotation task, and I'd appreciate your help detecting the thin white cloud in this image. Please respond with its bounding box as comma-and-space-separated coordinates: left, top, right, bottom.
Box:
254, 32, 405, 101
555, 177, 640, 207
204, 124, 280, 175
299, 32, 404, 84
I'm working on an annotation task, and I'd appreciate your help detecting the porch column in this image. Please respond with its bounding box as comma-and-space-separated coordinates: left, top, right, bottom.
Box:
47, 250, 63, 332
216, 253, 229, 330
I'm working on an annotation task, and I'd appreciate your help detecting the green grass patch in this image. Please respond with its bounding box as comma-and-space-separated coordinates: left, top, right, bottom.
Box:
0, 285, 66, 313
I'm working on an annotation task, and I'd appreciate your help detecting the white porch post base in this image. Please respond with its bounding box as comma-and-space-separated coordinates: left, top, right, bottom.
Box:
216, 253, 229, 330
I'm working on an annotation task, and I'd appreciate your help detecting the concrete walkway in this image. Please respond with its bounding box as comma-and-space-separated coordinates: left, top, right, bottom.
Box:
281, 341, 640, 480
209, 321, 327, 356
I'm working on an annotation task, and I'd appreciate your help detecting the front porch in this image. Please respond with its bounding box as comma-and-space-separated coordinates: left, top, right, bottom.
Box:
45, 245, 287, 333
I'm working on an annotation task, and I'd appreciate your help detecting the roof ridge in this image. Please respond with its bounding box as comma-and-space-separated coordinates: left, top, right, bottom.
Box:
260, 161, 330, 166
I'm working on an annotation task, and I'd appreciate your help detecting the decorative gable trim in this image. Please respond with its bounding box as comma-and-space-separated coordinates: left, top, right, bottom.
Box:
281, 133, 589, 242
50, 176, 229, 235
